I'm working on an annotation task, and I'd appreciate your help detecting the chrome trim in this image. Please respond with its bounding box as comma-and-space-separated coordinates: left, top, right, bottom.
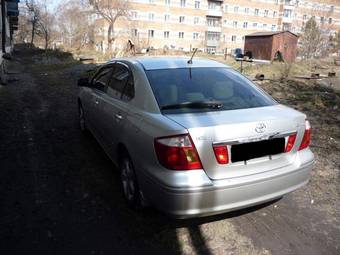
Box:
213, 131, 297, 145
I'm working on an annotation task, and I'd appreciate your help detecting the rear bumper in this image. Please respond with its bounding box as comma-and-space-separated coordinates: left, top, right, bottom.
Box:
143, 159, 314, 219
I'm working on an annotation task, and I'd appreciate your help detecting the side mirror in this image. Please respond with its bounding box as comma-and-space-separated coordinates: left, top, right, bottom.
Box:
78, 78, 89, 87
3, 53, 12, 60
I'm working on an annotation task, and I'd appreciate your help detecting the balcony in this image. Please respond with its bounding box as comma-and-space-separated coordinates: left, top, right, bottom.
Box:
282, 16, 293, 23
207, 26, 222, 32
206, 40, 220, 47
206, 9, 223, 17
284, 0, 296, 6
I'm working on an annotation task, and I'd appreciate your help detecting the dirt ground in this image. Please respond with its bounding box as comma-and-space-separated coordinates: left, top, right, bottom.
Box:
0, 48, 339, 255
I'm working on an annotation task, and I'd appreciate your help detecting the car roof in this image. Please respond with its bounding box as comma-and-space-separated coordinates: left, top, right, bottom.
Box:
109, 56, 229, 70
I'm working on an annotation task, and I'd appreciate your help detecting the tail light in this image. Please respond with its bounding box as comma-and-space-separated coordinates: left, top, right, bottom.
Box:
154, 134, 202, 170
298, 120, 311, 151
285, 134, 297, 152
213, 145, 229, 164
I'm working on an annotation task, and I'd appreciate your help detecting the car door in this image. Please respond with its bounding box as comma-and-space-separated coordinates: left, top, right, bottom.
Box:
98, 62, 135, 163
87, 64, 114, 142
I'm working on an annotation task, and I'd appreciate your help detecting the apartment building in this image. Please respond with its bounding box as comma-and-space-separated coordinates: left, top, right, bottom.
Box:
1, 0, 19, 83
89, 0, 340, 54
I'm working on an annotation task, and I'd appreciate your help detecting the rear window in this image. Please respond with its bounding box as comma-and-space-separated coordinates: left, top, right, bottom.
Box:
146, 67, 276, 113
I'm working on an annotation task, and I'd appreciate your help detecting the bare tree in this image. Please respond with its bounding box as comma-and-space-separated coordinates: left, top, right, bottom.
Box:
300, 17, 322, 59
35, 2, 54, 50
15, 6, 31, 43
299, 0, 334, 58
331, 30, 340, 55
56, 1, 91, 50
25, 0, 41, 45
89, 0, 130, 51
299, 16, 334, 59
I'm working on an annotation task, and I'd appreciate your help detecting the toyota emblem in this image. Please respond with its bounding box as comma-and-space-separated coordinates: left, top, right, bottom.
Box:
255, 123, 266, 133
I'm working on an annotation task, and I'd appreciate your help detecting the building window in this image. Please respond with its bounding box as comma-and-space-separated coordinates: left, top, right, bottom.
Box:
234, 6, 239, 13
245, 8, 249, 14
283, 23, 291, 30
264, 10, 269, 17
233, 21, 237, 28
148, 13, 154, 21
131, 29, 138, 37
193, 33, 199, 40
273, 11, 277, 18
303, 14, 307, 20
275, 0, 279, 4
179, 16, 185, 23
263, 24, 267, 29
283, 9, 292, 18
180, 0, 186, 7
208, 2, 220, 10
131, 11, 138, 19
224, 19, 227, 25
207, 17, 220, 27
231, 35, 236, 42
149, 0, 154, 4
165, 0, 170, 5
164, 31, 169, 38
243, 22, 248, 28
272, 25, 276, 31
194, 17, 199, 24
255, 9, 259, 16
320, 17, 324, 23
164, 14, 170, 22
253, 23, 257, 28
206, 32, 220, 41
224, 5, 228, 12
195, 1, 200, 9
328, 18, 332, 24
148, 30, 154, 38
179, 32, 184, 38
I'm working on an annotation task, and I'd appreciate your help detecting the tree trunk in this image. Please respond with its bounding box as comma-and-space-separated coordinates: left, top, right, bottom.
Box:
107, 23, 113, 51
44, 32, 48, 50
30, 21, 36, 46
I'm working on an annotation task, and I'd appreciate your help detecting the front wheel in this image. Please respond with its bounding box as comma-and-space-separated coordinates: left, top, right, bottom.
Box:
119, 154, 143, 209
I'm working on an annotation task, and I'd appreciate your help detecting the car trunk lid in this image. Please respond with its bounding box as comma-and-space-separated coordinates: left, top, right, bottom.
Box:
165, 105, 306, 180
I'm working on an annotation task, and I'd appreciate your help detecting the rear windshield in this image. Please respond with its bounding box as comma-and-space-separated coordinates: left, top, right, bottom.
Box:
146, 67, 276, 114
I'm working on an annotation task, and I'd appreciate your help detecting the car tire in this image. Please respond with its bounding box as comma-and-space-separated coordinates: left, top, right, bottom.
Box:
78, 103, 87, 132
119, 153, 143, 209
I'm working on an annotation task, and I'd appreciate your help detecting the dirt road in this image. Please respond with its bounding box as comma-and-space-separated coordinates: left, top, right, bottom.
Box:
0, 49, 339, 255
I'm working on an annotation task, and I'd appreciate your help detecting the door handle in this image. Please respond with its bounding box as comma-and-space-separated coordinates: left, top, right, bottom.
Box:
115, 113, 123, 120
95, 100, 99, 105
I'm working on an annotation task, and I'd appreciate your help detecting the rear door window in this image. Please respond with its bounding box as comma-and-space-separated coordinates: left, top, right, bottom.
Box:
146, 67, 276, 113
91, 65, 114, 92
107, 63, 129, 100
122, 75, 135, 101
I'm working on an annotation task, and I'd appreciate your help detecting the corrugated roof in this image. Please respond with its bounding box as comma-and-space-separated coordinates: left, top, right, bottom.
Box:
245, 31, 298, 37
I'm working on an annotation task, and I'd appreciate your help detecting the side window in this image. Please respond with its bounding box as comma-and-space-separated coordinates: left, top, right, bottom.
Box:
92, 66, 113, 91
107, 63, 134, 101
122, 75, 135, 101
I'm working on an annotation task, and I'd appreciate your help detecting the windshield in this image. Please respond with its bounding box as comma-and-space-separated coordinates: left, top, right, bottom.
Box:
146, 67, 276, 114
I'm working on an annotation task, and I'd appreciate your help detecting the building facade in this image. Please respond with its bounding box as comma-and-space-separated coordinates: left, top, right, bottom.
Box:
1, 0, 19, 83
89, 0, 340, 53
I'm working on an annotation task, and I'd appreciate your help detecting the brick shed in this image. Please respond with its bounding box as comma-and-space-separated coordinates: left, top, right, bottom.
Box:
244, 31, 298, 62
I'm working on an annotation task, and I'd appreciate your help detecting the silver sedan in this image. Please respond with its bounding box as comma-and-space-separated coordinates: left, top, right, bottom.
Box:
77, 57, 314, 218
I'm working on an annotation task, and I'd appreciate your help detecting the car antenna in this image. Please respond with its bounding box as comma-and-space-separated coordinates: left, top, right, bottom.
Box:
187, 48, 198, 64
